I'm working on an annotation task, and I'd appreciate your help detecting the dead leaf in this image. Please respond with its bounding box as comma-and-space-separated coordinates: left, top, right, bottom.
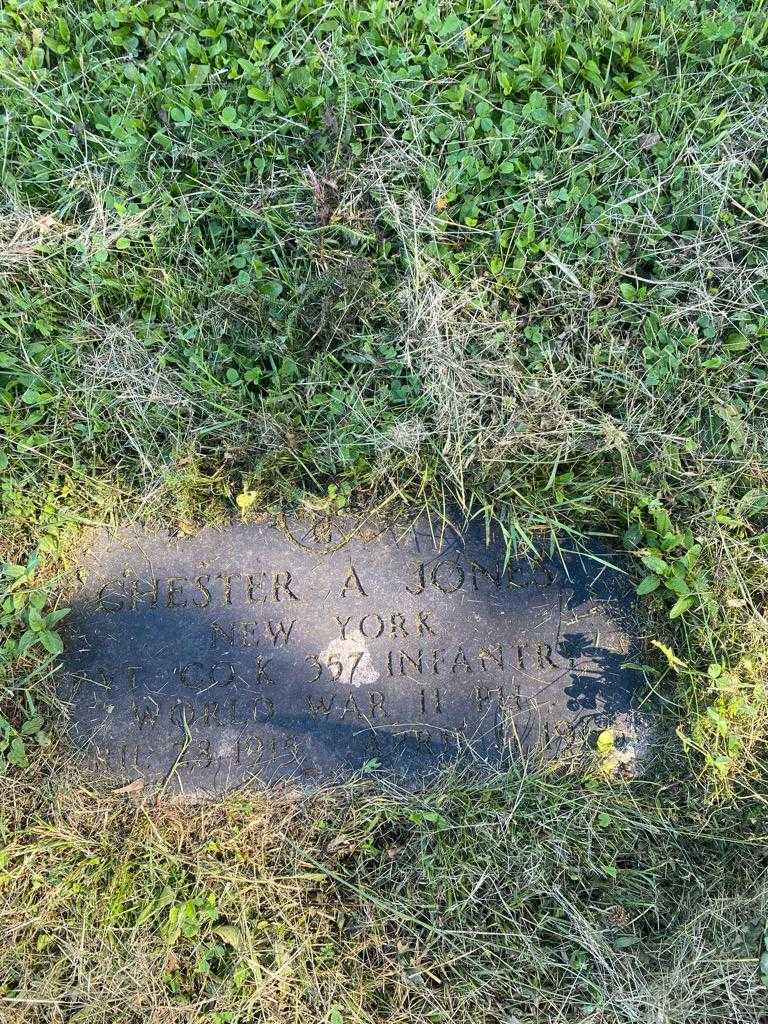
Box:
214, 924, 242, 948
112, 778, 145, 795
306, 166, 339, 225
236, 489, 258, 514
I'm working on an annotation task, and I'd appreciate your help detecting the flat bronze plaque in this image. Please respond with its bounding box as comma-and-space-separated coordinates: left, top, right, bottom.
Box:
59, 513, 644, 796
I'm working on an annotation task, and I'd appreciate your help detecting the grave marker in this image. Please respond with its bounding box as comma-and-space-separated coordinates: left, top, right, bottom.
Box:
60, 513, 645, 796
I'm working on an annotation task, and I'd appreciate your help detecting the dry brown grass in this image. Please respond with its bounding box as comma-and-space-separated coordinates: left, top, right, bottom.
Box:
2, 756, 767, 1024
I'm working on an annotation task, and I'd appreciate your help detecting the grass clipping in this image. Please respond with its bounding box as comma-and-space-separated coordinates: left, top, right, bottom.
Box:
1, 766, 767, 1024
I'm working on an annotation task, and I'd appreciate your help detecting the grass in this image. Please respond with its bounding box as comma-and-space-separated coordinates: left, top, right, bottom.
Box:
2, 764, 768, 1023
1, 0, 768, 1019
